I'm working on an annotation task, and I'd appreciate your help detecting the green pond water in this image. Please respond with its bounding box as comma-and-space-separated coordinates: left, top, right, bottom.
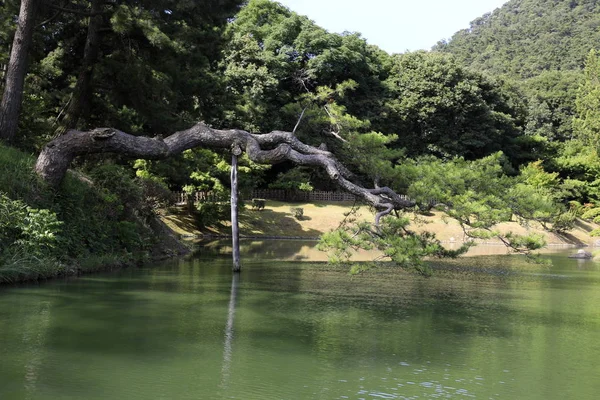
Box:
1, 241, 600, 399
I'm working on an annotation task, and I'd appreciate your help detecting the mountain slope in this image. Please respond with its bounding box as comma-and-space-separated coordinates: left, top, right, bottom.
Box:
434, 0, 600, 78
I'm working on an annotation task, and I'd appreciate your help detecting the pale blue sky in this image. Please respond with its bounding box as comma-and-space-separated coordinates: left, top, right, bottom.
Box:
276, 0, 509, 53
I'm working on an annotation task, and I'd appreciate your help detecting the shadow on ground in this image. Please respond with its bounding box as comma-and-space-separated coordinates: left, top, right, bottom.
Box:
233, 208, 322, 238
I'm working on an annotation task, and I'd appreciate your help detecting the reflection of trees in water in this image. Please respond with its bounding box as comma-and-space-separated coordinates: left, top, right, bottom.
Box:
2, 252, 599, 398
236, 257, 589, 362
194, 239, 320, 261
22, 301, 51, 399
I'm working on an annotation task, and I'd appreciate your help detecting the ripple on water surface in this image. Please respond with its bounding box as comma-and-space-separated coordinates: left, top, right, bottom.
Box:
1, 250, 600, 399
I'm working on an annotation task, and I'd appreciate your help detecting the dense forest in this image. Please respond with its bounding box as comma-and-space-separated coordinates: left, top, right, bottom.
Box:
435, 0, 600, 78
2, 0, 600, 281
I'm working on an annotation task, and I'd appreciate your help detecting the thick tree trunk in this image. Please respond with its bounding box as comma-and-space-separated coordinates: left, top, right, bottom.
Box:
54, 0, 104, 136
0, 0, 40, 142
34, 122, 415, 217
231, 149, 241, 273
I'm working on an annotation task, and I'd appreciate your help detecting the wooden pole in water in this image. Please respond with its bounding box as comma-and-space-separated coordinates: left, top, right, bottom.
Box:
231, 146, 242, 273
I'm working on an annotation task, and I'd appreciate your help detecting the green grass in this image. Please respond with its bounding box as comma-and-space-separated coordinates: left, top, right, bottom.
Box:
163, 198, 600, 250
0, 143, 50, 205
0, 254, 64, 283
162, 200, 371, 238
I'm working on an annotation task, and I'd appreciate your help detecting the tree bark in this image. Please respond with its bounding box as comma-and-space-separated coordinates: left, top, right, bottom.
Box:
231, 148, 241, 273
0, 0, 40, 142
34, 122, 415, 218
54, 0, 104, 136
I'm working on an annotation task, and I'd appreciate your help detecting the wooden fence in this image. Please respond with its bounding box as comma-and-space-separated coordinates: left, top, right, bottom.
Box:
173, 189, 359, 205
250, 189, 357, 202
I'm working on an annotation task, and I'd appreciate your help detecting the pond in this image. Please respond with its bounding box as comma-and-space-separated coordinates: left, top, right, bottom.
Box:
1, 241, 599, 399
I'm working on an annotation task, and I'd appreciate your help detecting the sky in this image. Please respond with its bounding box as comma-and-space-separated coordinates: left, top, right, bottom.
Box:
275, 0, 509, 54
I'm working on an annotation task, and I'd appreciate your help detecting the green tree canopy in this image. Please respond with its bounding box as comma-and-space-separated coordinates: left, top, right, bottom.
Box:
573, 49, 600, 152
381, 51, 523, 161
435, 0, 600, 79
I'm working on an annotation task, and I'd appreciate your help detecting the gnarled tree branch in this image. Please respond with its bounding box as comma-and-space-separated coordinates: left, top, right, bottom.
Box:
35, 122, 415, 220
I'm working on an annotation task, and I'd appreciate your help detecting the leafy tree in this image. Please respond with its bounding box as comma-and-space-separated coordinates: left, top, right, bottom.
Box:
220, 0, 398, 191
435, 0, 600, 79
268, 167, 314, 191
523, 70, 582, 142
1, 0, 588, 277
1, 0, 245, 147
573, 49, 600, 153
320, 152, 569, 274
221, 0, 390, 135
381, 51, 523, 161
2, 0, 251, 197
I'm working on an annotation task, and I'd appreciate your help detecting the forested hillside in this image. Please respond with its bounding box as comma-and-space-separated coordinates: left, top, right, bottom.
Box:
433, 0, 600, 203
434, 0, 600, 78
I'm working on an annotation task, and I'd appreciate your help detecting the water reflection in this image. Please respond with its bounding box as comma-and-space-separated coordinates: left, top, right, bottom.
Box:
1, 249, 600, 399
220, 273, 239, 389
195, 238, 581, 262
23, 301, 51, 400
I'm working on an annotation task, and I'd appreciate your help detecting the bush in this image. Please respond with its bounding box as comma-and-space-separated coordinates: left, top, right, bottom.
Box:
0, 145, 166, 282
582, 207, 600, 221
54, 165, 153, 257
251, 198, 266, 210
290, 207, 304, 220
88, 164, 144, 212
568, 201, 585, 216
139, 177, 173, 211
0, 192, 64, 283
194, 202, 230, 227
0, 143, 51, 205
116, 221, 146, 251
551, 210, 577, 233
0, 193, 62, 258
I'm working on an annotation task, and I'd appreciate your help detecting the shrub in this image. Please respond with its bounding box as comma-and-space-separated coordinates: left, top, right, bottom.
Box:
290, 207, 304, 220
0, 144, 53, 209
0, 145, 164, 281
568, 201, 585, 216
116, 221, 146, 251
88, 164, 144, 212
194, 202, 230, 227
582, 207, 600, 221
251, 198, 266, 210
139, 177, 173, 211
551, 210, 577, 233
590, 228, 600, 237
0, 193, 62, 258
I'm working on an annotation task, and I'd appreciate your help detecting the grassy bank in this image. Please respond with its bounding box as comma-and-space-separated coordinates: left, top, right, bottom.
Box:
0, 144, 184, 283
162, 201, 369, 238
162, 199, 600, 246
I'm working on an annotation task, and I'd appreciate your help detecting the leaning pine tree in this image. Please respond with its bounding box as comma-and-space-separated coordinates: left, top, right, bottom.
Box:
34, 117, 560, 275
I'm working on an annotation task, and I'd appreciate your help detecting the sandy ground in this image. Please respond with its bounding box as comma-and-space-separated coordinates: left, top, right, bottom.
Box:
162, 200, 600, 249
